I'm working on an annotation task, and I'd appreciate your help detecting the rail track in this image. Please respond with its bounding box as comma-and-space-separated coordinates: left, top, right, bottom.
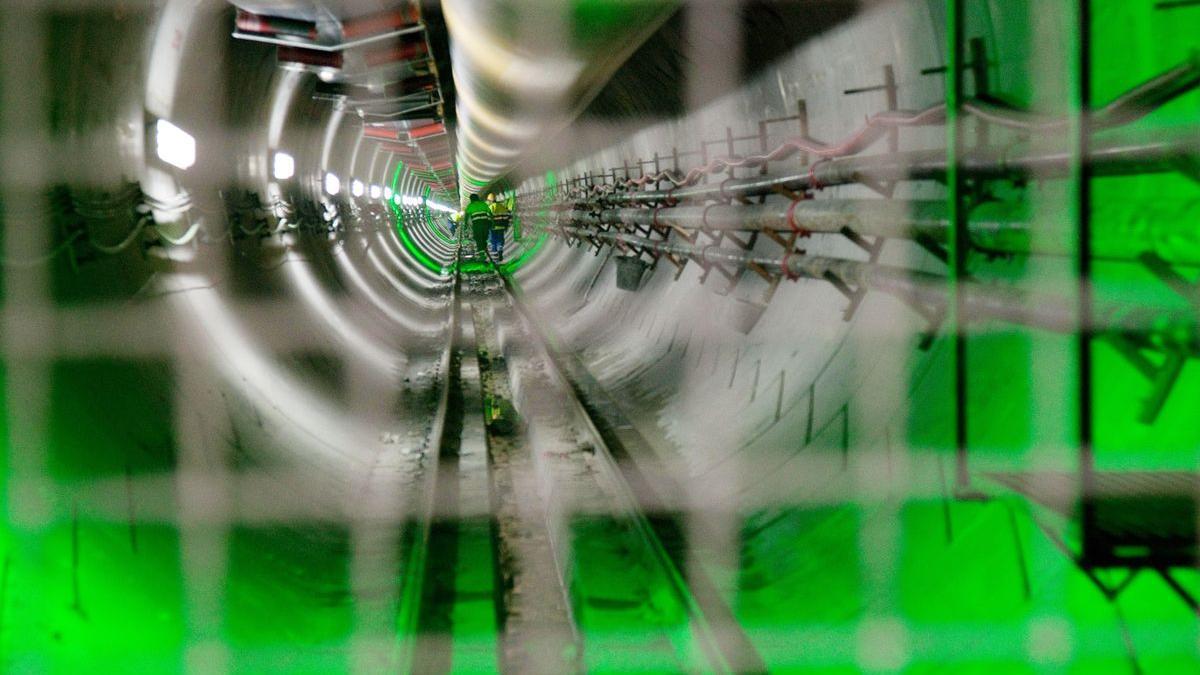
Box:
397, 237, 766, 673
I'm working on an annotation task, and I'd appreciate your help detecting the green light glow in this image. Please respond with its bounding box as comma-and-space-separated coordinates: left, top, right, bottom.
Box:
497, 232, 547, 275
421, 185, 455, 246
389, 161, 447, 275
449, 174, 547, 277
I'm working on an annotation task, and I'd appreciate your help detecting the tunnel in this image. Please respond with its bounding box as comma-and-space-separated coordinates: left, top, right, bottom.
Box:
2, 0, 1199, 672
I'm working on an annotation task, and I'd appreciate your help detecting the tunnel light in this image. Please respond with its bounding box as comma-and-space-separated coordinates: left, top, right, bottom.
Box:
369, 184, 382, 200
393, 193, 402, 206
351, 179, 365, 198
426, 200, 458, 214
155, 119, 196, 170
273, 151, 295, 180
401, 195, 422, 207
384, 187, 394, 201
324, 172, 341, 195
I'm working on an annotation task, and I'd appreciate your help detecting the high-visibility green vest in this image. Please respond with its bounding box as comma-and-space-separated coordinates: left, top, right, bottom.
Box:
489, 201, 511, 232
464, 201, 493, 230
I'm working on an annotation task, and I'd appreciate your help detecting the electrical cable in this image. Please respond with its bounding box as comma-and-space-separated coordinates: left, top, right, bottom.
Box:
0, 230, 84, 268
143, 188, 197, 215
610, 57, 1200, 192
87, 215, 153, 255
557, 225, 1200, 351
520, 131, 1193, 214
152, 214, 204, 246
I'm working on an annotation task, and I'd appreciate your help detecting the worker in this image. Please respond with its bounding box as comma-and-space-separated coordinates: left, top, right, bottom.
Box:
463, 193, 493, 258
488, 193, 512, 261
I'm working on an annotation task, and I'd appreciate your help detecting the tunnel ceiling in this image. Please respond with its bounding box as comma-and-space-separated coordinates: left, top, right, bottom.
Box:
507, 0, 863, 177
3, 1, 1200, 672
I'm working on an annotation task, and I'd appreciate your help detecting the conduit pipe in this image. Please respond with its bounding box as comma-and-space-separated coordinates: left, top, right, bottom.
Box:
559, 226, 1200, 352
541, 130, 1200, 207
542, 200, 1030, 254
532, 197, 1200, 265
443, 0, 675, 195
603, 56, 1200, 191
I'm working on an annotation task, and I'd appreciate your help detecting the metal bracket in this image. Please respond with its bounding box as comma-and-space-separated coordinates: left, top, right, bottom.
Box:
845, 65, 900, 194
1140, 251, 1200, 311
671, 225, 697, 244
693, 255, 739, 294
841, 226, 885, 262
1172, 155, 1200, 184
914, 232, 951, 264
724, 230, 757, 251
760, 100, 811, 164
1106, 333, 1187, 424
857, 174, 898, 198
796, 224, 874, 319
665, 252, 688, 280
822, 271, 868, 321
746, 262, 774, 284
1089, 252, 1200, 424
890, 291, 948, 350
699, 228, 725, 247
922, 36, 989, 85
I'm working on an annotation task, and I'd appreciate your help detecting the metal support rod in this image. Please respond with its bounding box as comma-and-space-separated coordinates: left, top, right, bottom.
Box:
551, 226, 1200, 353
538, 200, 1028, 253
545, 58, 1197, 206
584, 58, 1198, 196
885, 65, 899, 155
969, 37, 991, 147
526, 196, 1200, 266
947, 0, 971, 491
1076, 0, 1098, 561
559, 132, 1199, 207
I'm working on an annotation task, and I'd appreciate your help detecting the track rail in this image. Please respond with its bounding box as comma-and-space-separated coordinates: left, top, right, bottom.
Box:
394, 242, 463, 671
468, 274, 583, 671
505, 291, 763, 672
490, 259, 767, 673
396, 235, 766, 672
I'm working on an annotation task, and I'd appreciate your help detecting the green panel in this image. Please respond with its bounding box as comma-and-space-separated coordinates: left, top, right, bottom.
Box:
737, 507, 862, 626
569, 0, 674, 50
899, 500, 1028, 624
2, 521, 185, 672
441, 517, 499, 672
48, 359, 175, 480
224, 525, 353, 653
569, 514, 699, 671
